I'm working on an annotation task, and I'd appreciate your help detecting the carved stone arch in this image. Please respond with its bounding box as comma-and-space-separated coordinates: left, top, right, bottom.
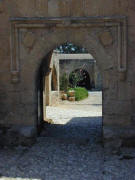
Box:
10, 17, 127, 144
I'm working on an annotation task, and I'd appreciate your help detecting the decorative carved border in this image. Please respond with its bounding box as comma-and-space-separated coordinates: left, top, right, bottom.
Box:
10, 16, 127, 83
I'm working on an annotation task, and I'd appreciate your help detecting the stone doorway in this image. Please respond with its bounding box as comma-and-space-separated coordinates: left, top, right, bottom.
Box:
38, 43, 103, 144
10, 17, 127, 145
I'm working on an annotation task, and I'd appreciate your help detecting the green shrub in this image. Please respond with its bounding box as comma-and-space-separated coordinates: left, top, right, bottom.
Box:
69, 71, 83, 88
68, 87, 88, 101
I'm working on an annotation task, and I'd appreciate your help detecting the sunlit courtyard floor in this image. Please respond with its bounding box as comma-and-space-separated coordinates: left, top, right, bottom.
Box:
44, 91, 102, 144
0, 92, 135, 180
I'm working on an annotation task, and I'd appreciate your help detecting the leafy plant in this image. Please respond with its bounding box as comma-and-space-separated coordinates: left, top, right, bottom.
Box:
60, 73, 69, 92
68, 87, 88, 101
69, 70, 84, 88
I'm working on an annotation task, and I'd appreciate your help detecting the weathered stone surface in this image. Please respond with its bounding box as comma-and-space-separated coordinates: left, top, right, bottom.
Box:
99, 31, 113, 46
35, 0, 48, 16
19, 126, 36, 138
48, 0, 60, 17
0, 2, 4, 14
0, 0, 134, 147
70, 0, 84, 16
22, 32, 36, 51
84, 0, 100, 16
104, 126, 135, 140
15, 0, 36, 16
58, 0, 70, 16
0, 125, 36, 146
104, 100, 132, 115
11, 71, 19, 83
103, 115, 131, 126
104, 138, 122, 149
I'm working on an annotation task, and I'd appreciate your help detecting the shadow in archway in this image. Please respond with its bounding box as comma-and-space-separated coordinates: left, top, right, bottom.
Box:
40, 116, 102, 145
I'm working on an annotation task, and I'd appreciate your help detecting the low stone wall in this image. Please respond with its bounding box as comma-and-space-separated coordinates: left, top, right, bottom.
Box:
0, 125, 36, 147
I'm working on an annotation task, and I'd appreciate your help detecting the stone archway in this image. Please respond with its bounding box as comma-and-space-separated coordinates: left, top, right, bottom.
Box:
10, 17, 127, 145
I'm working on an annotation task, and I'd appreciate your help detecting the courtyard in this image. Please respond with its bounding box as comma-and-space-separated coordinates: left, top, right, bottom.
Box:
45, 91, 102, 143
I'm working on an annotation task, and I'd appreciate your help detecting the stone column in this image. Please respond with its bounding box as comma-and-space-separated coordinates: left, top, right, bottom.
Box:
45, 75, 50, 106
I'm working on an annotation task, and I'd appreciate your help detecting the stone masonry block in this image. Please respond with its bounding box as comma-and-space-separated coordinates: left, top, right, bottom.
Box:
58, 0, 70, 17
103, 114, 131, 126
70, 0, 84, 16
35, 0, 48, 16
15, 0, 36, 16
48, 0, 60, 17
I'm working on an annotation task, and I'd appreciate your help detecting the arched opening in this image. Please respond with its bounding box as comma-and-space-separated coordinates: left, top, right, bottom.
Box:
69, 69, 92, 90
37, 43, 103, 145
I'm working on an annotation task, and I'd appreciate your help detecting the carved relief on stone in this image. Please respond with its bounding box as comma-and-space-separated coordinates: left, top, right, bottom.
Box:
22, 32, 36, 52
99, 31, 113, 46
11, 71, 19, 83
118, 69, 126, 81
10, 17, 127, 84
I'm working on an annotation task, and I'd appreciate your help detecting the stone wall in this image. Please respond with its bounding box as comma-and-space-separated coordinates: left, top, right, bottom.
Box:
0, 0, 134, 146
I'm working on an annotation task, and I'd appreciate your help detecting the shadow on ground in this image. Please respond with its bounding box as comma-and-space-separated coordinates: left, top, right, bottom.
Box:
1, 116, 135, 180
0, 116, 104, 180
41, 116, 102, 145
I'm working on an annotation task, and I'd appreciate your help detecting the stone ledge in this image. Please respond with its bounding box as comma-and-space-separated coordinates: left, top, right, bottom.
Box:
103, 126, 135, 148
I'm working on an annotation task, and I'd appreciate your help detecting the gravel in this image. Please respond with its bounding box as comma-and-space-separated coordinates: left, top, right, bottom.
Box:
0, 92, 135, 180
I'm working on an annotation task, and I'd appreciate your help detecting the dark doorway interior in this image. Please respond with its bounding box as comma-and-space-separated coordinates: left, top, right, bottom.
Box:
69, 69, 91, 90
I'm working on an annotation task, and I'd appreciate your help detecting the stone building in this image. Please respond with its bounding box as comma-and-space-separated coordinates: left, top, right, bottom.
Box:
0, 0, 135, 147
58, 54, 100, 90
45, 52, 102, 106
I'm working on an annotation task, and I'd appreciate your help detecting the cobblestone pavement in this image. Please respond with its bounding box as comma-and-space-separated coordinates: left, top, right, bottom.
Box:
0, 92, 135, 180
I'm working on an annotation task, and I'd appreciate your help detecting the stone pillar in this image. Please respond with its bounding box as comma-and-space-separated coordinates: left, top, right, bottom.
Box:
45, 75, 50, 106
57, 58, 60, 94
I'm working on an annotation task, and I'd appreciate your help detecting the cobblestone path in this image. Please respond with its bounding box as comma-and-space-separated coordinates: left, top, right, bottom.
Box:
0, 92, 135, 180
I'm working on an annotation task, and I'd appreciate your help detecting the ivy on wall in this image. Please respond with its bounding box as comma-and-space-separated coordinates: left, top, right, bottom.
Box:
55, 42, 87, 54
